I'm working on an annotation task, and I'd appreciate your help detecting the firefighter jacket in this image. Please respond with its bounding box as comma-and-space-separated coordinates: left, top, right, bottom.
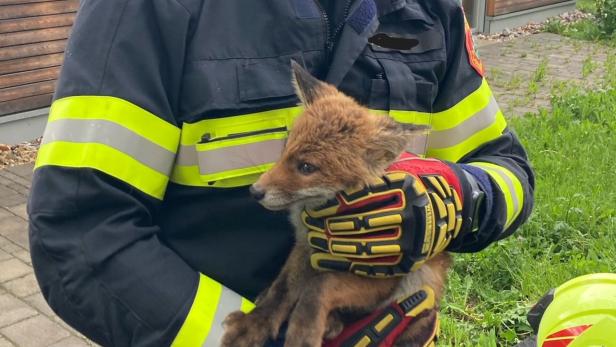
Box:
28, 0, 534, 346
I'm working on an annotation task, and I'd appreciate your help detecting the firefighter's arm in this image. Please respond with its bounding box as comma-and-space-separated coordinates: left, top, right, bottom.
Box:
302, 1, 534, 276
28, 1, 252, 346
429, 0, 535, 252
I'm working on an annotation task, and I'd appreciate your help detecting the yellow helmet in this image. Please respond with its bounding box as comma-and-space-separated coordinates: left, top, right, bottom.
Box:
530, 273, 616, 347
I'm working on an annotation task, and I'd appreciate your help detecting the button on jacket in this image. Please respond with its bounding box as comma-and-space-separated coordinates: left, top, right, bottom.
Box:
28, 0, 534, 346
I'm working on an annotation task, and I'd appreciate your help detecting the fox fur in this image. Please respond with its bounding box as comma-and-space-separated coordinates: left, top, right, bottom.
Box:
220, 62, 451, 347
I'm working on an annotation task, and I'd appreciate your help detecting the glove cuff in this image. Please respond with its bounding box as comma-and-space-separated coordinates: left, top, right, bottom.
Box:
447, 164, 490, 251
387, 153, 463, 199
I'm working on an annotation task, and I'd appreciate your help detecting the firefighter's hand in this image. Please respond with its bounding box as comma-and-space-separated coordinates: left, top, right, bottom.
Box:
302, 156, 464, 277
322, 286, 438, 347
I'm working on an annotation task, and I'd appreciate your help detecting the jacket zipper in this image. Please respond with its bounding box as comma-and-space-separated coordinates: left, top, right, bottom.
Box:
314, 0, 354, 64
313, 0, 332, 61
200, 126, 288, 144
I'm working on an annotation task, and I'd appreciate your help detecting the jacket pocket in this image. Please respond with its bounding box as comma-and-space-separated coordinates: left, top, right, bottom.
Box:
237, 54, 303, 102
194, 116, 293, 186
181, 53, 304, 121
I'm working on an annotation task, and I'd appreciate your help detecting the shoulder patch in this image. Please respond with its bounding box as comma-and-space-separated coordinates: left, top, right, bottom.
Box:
463, 15, 485, 77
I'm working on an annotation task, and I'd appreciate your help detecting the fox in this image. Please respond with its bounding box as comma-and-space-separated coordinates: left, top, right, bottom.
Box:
220, 62, 451, 347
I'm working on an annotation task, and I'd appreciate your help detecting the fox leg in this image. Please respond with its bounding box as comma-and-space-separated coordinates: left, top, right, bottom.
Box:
284, 273, 399, 347
221, 245, 314, 347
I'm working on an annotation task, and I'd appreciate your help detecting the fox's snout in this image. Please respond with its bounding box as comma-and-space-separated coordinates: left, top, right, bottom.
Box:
249, 184, 265, 201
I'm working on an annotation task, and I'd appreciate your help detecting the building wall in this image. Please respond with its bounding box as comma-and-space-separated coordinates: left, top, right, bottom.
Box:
0, 0, 78, 117
487, 0, 571, 16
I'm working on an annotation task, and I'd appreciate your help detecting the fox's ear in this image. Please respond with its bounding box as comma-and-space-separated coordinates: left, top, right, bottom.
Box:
291, 60, 332, 105
366, 117, 430, 169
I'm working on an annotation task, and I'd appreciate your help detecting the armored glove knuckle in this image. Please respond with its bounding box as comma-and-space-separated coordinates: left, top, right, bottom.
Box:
303, 167, 465, 277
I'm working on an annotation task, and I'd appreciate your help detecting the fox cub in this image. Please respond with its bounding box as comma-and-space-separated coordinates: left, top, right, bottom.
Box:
221, 63, 450, 347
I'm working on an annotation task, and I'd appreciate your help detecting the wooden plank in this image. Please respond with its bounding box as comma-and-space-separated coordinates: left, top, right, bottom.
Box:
0, 0, 79, 20
0, 39, 67, 61
0, 53, 63, 74
0, 92, 52, 116
0, 66, 60, 89
491, 0, 569, 16
0, 0, 56, 5
487, 0, 496, 16
0, 13, 75, 34
0, 79, 56, 102
0, 26, 71, 48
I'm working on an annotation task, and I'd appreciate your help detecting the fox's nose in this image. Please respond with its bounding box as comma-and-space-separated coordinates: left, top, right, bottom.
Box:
249, 184, 265, 201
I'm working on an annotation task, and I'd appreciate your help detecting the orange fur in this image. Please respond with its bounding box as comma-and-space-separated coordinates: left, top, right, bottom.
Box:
221, 64, 449, 347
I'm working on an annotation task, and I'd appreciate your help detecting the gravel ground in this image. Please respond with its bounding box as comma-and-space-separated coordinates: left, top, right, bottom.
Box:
0, 138, 41, 170
476, 10, 593, 44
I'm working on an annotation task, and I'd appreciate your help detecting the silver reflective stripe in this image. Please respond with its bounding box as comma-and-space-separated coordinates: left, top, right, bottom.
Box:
405, 132, 428, 156
42, 119, 176, 175
478, 165, 520, 216
176, 145, 198, 166
202, 287, 243, 347
427, 96, 500, 149
198, 139, 286, 175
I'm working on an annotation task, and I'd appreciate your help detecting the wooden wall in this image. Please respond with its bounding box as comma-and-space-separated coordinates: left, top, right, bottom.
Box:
0, 0, 78, 117
487, 0, 571, 16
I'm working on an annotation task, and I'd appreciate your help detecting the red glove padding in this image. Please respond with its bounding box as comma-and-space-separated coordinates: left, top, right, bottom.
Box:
303, 152, 465, 276
322, 286, 438, 347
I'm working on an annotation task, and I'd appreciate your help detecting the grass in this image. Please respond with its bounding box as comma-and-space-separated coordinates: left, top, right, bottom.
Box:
439, 81, 616, 345
544, 0, 616, 45
582, 55, 597, 77
438, 2, 616, 344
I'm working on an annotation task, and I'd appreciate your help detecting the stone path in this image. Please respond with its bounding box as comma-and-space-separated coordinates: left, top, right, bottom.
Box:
0, 164, 96, 347
0, 32, 614, 346
478, 33, 615, 117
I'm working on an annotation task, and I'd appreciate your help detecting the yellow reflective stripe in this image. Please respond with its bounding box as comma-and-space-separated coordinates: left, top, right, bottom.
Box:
172, 274, 255, 347
431, 79, 492, 130
240, 297, 255, 313
469, 162, 524, 228
172, 81, 500, 187
171, 274, 222, 347
387, 109, 432, 126
36, 142, 169, 199
49, 96, 180, 152
387, 79, 492, 131
173, 106, 302, 188
171, 165, 267, 188
427, 110, 507, 162
388, 80, 506, 162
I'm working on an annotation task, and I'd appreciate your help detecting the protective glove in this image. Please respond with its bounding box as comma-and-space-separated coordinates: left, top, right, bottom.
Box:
303, 153, 481, 277
322, 286, 438, 347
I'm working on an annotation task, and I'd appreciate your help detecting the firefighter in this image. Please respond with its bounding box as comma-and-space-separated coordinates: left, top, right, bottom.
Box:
28, 0, 534, 346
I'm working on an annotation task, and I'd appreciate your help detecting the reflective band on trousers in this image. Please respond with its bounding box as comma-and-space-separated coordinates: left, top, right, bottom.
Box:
171, 274, 254, 347
35, 96, 180, 200
469, 162, 524, 229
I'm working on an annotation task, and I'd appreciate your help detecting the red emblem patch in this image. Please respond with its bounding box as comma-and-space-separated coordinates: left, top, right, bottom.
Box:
463, 16, 485, 77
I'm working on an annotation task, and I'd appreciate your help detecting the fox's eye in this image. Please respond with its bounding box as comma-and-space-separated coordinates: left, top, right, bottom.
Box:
297, 162, 318, 175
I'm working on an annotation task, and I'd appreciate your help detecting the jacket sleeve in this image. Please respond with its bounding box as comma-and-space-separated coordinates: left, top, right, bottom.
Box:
425, 0, 535, 252
28, 1, 252, 346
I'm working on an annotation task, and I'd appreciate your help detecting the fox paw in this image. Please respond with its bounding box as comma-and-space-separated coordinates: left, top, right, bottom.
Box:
221, 310, 272, 347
